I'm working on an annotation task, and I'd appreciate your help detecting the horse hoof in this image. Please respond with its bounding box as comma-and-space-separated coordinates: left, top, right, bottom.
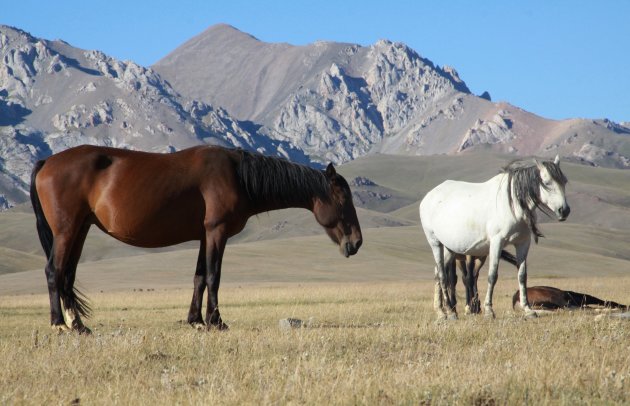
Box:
434, 313, 447, 323
76, 325, 92, 335
207, 322, 229, 331
447, 313, 458, 321
51, 324, 70, 333
191, 322, 205, 331
484, 309, 496, 319
524, 310, 538, 319
464, 305, 471, 315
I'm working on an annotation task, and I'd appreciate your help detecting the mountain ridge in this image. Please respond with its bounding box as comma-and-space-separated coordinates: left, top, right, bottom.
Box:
1, 23, 629, 210
155, 24, 630, 166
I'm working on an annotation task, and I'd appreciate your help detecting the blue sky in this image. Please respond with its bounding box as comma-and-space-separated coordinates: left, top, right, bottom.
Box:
2, 1, 628, 122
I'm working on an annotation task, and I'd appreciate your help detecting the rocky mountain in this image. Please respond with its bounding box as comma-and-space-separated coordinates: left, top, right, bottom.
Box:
0, 25, 307, 209
154, 24, 630, 167
1, 24, 629, 210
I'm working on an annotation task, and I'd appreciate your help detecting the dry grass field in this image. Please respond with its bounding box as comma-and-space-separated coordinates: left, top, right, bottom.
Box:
1, 280, 630, 405
1, 152, 630, 404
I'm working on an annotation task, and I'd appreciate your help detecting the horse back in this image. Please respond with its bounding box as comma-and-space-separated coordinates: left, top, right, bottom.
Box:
35, 145, 245, 247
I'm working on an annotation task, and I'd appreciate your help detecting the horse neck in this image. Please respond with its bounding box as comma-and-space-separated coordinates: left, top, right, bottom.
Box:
248, 194, 316, 215
497, 173, 534, 225
236, 151, 330, 217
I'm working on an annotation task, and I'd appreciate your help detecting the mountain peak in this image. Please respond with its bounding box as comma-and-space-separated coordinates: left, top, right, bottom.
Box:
197, 23, 260, 43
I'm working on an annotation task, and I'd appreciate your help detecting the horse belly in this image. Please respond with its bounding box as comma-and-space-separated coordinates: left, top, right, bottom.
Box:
423, 195, 491, 255
94, 192, 206, 248
437, 227, 491, 256
105, 220, 203, 248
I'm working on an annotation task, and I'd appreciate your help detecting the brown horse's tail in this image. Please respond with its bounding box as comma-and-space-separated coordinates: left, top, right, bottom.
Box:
31, 160, 53, 259
31, 160, 91, 318
500, 250, 518, 267
565, 290, 629, 311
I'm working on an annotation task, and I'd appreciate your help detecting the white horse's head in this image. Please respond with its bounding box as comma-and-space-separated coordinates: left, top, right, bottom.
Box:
535, 155, 570, 221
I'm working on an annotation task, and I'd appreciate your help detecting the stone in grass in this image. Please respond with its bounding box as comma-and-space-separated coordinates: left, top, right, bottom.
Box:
595, 311, 630, 321
279, 317, 313, 330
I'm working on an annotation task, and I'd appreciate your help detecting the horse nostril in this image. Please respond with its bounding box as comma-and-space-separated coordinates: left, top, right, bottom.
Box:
564, 206, 571, 217
355, 239, 363, 250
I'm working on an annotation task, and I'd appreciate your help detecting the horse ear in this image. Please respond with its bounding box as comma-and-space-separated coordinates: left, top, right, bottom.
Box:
533, 158, 544, 171
326, 163, 336, 177
554, 154, 560, 165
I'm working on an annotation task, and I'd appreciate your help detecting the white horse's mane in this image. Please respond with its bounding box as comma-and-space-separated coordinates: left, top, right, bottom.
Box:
502, 159, 568, 243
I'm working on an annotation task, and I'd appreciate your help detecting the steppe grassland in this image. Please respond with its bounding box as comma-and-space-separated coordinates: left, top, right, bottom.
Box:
1, 279, 630, 405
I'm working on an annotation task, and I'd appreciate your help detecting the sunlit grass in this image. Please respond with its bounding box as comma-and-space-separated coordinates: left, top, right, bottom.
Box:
1, 279, 629, 405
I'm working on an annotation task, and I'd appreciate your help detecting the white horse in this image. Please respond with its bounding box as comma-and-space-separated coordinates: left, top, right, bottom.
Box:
420, 156, 570, 320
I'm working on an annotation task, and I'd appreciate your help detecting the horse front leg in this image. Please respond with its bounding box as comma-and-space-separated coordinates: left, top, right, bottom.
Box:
187, 239, 207, 329
515, 240, 536, 318
483, 241, 502, 319
204, 227, 228, 330
45, 256, 66, 332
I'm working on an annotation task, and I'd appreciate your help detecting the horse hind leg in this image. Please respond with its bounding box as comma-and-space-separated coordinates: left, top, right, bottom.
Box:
434, 260, 457, 318
49, 222, 92, 334
445, 257, 458, 312
429, 242, 458, 321
45, 255, 66, 332
61, 223, 92, 334
441, 249, 458, 320
187, 240, 207, 330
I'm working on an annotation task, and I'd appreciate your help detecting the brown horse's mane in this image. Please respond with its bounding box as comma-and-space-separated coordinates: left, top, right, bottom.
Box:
236, 149, 331, 206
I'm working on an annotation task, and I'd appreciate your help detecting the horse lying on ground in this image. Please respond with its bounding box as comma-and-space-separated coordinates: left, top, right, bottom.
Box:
421, 155, 570, 320
512, 286, 628, 311
31, 145, 363, 333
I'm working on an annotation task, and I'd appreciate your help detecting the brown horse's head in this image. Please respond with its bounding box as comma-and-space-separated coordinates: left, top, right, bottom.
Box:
313, 163, 363, 257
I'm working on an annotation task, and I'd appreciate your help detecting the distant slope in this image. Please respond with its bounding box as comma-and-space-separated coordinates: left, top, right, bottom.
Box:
155, 24, 630, 168
2, 152, 628, 287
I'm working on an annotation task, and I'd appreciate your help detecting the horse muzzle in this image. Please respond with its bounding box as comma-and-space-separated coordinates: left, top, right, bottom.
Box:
557, 205, 571, 221
342, 239, 362, 258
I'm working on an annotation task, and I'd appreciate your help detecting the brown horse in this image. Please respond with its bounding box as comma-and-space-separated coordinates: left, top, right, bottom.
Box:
438, 251, 518, 315
513, 286, 628, 311
30, 145, 363, 333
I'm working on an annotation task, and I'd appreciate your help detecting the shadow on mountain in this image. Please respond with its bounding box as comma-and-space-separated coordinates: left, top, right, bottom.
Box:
62, 55, 102, 76
239, 120, 321, 167
239, 120, 263, 134
0, 94, 31, 126
14, 130, 52, 158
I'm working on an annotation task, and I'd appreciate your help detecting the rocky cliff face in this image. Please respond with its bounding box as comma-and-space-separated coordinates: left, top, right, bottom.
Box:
0, 25, 304, 208
155, 24, 630, 169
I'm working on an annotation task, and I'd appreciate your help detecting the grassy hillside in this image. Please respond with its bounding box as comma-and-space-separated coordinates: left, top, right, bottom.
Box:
1, 152, 628, 293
